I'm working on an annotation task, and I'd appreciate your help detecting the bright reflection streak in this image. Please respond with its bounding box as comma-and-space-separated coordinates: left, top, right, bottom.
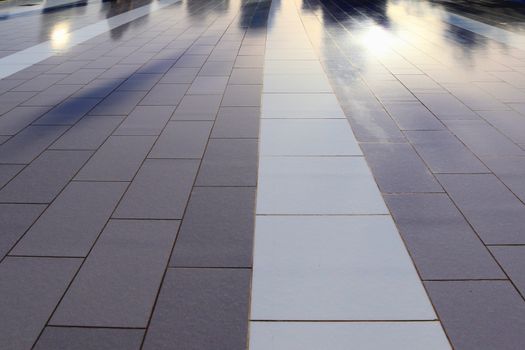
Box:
359, 26, 392, 55
51, 23, 70, 50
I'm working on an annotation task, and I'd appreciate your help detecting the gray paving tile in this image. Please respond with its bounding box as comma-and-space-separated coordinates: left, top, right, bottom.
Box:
415, 93, 479, 120
172, 94, 222, 120
396, 74, 444, 92
426, 281, 525, 350
345, 107, 405, 142
442, 83, 509, 111
11, 182, 127, 257
483, 156, 525, 203
199, 61, 234, 76
34, 327, 144, 350
211, 107, 260, 138
0, 126, 68, 164
174, 54, 208, 68
385, 194, 504, 280
58, 69, 105, 85
139, 83, 188, 106
490, 246, 525, 297
51, 116, 123, 150
137, 59, 176, 74
405, 131, 489, 174
235, 55, 264, 68
113, 106, 175, 135
222, 85, 262, 106
478, 110, 525, 145
196, 139, 257, 186
75, 136, 155, 181
0, 150, 92, 204
117, 73, 163, 91
13, 74, 67, 92
171, 187, 255, 267
72, 79, 124, 98
444, 120, 524, 157
149, 121, 212, 159
90, 91, 147, 115
0, 257, 81, 350
0, 164, 23, 187
368, 80, 416, 102
160, 67, 200, 83
143, 268, 250, 350
34, 98, 101, 125
50, 220, 178, 327
0, 204, 45, 259
438, 174, 525, 244
0, 106, 50, 135
0, 91, 37, 113
361, 143, 442, 193
229, 68, 263, 84
383, 102, 444, 130
21, 85, 82, 107
113, 159, 198, 219
188, 76, 228, 95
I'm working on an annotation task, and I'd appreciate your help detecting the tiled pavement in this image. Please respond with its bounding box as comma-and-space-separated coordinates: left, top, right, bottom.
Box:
2, 0, 525, 349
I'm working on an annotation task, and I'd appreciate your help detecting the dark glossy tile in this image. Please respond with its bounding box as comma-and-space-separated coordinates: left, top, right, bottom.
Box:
51, 116, 123, 150
0, 204, 45, 259
113, 159, 199, 220
0, 126, 68, 164
34, 327, 144, 350
75, 136, 155, 181
211, 107, 260, 138
149, 121, 212, 159
114, 106, 175, 136
90, 91, 147, 116
11, 182, 127, 257
405, 130, 489, 173
35, 98, 101, 125
117, 73, 163, 91
0, 150, 91, 204
0, 106, 50, 136
426, 281, 525, 350
361, 143, 442, 193
0, 257, 81, 350
482, 156, 525, 203
383, 102, 444, 131
385, 194, 503, 280
172, 95, 222, 120
171, 187, 255, 267
50, 220, 178, 327
490, 246, 525, 297
143, 268, 250, 350
139, 84, 189, 106
222, 85, 262, 106
438, 174, 525, 244
196, 139, 258, 186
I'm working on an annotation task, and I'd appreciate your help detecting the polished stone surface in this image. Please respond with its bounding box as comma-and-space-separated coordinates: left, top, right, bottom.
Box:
1, 0, 525, 348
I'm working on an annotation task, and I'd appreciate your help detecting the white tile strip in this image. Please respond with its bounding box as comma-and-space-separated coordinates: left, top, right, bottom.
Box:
0, 0, 182, 79
249, 0, 451, 347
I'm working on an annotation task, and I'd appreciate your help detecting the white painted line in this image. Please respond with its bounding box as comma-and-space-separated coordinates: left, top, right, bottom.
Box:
250, 0, 451, 347
0, 0, 182, 80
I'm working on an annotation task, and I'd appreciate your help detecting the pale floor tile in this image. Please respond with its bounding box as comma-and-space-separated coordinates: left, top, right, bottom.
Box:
261, 94, 345, 118
249, 322, 451, 350
263, 75, 332, 93
251, 216, 436, 320
260, 119, 362, 156
256, 157, 388, 215
264, 60, 325, 75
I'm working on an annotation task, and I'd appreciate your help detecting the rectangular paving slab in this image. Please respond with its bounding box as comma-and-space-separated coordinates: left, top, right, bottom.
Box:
34, 327, 144, 350
50, 219, 179, 327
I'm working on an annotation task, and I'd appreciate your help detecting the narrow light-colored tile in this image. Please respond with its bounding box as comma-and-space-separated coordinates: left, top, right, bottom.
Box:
257, 157, 387, 215
251, 216, 436, 320
261, 94, 345, 118
260, 119, 361, 156
249, 322, 451, 350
